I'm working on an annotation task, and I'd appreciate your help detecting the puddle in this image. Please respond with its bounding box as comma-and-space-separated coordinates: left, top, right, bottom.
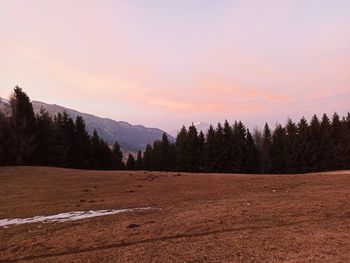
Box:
0, 207, 156, 227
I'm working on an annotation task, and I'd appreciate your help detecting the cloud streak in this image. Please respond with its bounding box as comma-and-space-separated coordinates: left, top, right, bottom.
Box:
0, 1, 349, 130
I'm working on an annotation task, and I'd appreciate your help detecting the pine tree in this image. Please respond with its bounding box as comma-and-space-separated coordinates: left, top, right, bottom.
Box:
319, 114, 332, 171
160, 133, 169, 170
169, 143, 176, 171
285, 118, 298, 173
213, 122, 225, 172
309, 115, 321, 171
91, 130, 101, 169
343, 113, 350, 168
186, 125, 200, 172
222, 120, 234, 172
232, 121, 247, 173
99, 139, 113, 170
112, 141, 124, 170
126, 154, 136, 170
203, 125, 216, 172
73, 116, 91, 169
136, 150, 143, 170
160, 133, 174, 171
271, 124, 286, 173
0, 111, 14, 165
10, 86, 37, 165
175, 126, 188, 171
151, 140, 163, 171
296, 117, 311, 173
245, 129, 259, 173
52, 112, 76, 167
330, 112, 345, 169
197, 131, 205, 171
252, 128, 262, 172
142, 144, 153, 170
260, 123, 272, 173
33, 107, 55, 165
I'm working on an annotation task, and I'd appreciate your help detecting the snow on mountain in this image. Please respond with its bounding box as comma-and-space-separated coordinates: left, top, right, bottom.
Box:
169, 121, 211, 137
0, 98, 9, 104
0, 97, 11, 116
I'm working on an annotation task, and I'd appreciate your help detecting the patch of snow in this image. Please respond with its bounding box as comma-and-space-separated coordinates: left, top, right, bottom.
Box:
0, 207, 156, 227
0, 98, 9, 104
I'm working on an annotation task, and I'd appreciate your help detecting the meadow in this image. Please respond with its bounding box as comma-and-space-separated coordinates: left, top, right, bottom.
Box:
1, 167, 349, 262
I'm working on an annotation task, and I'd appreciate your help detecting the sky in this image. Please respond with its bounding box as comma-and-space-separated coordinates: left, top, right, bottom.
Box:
0, 0, 349, 132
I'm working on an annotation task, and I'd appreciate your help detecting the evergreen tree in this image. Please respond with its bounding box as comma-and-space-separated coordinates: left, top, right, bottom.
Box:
319, 114, 332, 171
343, 113, 350, 168
0, 111, 14, 165
10, 86, 36, 165
175, 126, 188, 171
197, 131, 205, 171
33, 107, 55, 165
252, 128, 262, 172
213, 122, 225, 172
98, 139, 113, 170
136, 150, 143, 170
260, 123, 272, 173
160, 133, 175, 171
126, 154, 136, 170
203, 125, 216, 172
285, 118, 298, 173
296, 117, 311, 173
91, 130, 102, 169
53, 112, 76, 167
270, 124, 286, 173
330, 112, 344, 169
245, 129, 259, 173
222, 120, 234, 172
142, 144, 153, 170
73, 116, 91, 169
112, 141, 124, 170
186, 125, 200, 172
232, 121, 247, 172
309, 115, 321, 171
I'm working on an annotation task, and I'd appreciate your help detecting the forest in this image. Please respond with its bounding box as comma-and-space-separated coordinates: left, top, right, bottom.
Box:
1, 87, 350, 173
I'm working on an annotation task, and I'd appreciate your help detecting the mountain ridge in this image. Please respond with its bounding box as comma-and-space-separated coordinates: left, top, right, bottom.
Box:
0, 97, 174, 152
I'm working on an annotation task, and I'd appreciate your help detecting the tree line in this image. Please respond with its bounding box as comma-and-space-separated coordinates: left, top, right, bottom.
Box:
0, 86, 125, 170
136, 114, 350, 174
1, 86, 350, 173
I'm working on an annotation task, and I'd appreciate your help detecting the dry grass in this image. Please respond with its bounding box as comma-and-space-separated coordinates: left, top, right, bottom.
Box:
0, 167, 350, 262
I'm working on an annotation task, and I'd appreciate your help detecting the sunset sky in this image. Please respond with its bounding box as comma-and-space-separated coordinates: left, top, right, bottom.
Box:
1, 1, 349, 132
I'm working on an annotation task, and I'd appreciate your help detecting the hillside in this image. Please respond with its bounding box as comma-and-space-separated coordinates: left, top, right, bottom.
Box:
0, 98, 174, 151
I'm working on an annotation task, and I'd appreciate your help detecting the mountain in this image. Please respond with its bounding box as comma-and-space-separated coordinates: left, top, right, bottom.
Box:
0, 98, 174, 152
169, 121, 211, 137
0, 98, 11, 116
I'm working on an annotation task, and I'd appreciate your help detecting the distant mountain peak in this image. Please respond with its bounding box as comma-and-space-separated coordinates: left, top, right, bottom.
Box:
170, 121, 211, 137
0, 97, 9, 104
193, 121, 206, 126
0, 97, 11, 116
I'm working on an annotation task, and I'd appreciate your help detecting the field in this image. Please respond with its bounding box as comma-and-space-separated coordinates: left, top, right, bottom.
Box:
1, 167, 350, 262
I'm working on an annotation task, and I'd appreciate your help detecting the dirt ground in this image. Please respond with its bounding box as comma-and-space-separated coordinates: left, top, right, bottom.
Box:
0, 167, 349, 262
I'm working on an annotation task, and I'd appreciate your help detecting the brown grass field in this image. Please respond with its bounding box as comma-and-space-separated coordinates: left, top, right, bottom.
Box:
0, 167, 350, 262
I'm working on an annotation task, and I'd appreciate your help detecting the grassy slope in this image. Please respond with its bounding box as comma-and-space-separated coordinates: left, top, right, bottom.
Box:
0, 167, 350, 262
